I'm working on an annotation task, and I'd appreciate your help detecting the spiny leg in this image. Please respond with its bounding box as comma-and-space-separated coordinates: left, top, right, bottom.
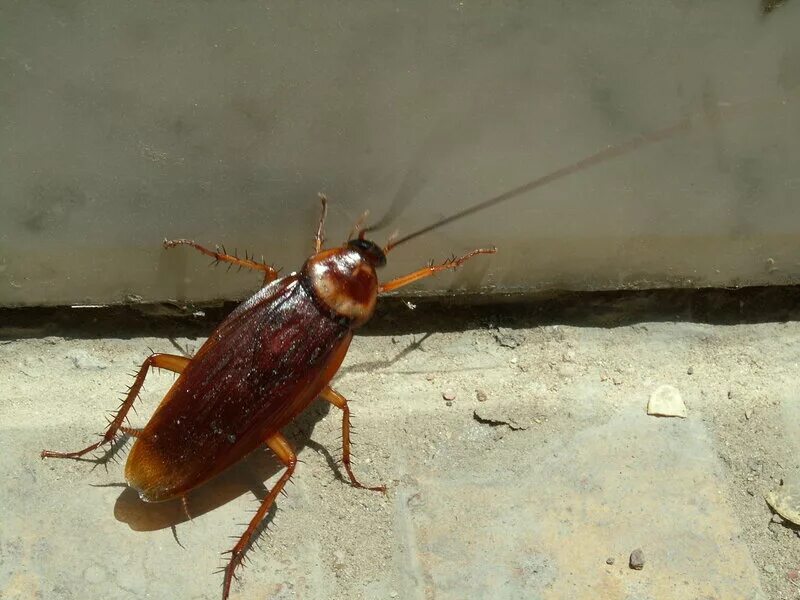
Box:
163, 239, 279, 284
314, 193, 328, 253
222, 433, 296, 600
319, 386, 385, 492
41, 353, 189, 459
378, 247, 496, 294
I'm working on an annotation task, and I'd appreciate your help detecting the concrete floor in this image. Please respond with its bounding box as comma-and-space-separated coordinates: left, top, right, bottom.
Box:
2, 294, 800, 600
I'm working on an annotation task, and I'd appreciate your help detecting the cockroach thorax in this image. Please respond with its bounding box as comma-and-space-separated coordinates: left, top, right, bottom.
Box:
302, 246, 381, 325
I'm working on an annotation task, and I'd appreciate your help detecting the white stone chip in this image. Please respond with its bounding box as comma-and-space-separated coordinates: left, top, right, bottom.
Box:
647, 384, 687, 418
766, 485, 800, 526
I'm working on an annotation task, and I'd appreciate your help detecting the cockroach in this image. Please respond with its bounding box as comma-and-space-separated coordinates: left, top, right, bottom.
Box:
41, 100, 751, 599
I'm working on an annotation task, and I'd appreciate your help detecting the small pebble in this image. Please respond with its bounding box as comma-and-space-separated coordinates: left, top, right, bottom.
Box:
647, 384, 687, 418
727, 390, 733, 399
629, 548, 645, 570
425, 373, 435, 382
768, 522, 781, 535
763, 564, 776, 574
476, 389, 488, 402
493, 327, 522, 348
686, 366, 694, 375
744, 409, 753, 420
766, 485, 800, 526
606, 557, 615, 565
771, 513, 783, 523
442, 389, 456, 402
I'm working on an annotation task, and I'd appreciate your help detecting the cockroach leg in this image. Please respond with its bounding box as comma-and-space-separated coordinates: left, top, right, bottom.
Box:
41, 353, 189, 460
319, 386, 386, 493
118, 426, 144, 437
163, 239, 279, 283
378, 247, 497, 293
314, 194, 328, 253
222, 433, 297, 600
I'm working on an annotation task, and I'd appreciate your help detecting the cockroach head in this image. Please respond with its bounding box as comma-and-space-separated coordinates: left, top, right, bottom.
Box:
347, 238, 387, 268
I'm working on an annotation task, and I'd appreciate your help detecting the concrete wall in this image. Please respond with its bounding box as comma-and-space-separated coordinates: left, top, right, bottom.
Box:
1, 1, 798, 307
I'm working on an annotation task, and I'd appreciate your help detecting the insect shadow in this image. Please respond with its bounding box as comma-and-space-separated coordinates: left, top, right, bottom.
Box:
109, 400, 331, 533
338, 332, 433, 375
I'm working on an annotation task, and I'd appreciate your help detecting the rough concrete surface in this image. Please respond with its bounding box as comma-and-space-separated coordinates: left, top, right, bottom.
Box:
2, 298, 800, 599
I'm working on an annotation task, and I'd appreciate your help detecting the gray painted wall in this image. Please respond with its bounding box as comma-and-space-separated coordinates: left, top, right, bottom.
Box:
1, 1, 799, 307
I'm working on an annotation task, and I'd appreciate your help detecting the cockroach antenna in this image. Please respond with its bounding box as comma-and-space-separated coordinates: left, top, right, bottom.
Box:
377, 94, 790, 254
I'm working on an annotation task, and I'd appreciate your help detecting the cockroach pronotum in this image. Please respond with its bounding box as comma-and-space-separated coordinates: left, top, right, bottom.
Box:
40, 100, 759, 599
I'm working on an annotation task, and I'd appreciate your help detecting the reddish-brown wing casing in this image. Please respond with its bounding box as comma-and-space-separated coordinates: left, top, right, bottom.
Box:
125, 274, 352, 502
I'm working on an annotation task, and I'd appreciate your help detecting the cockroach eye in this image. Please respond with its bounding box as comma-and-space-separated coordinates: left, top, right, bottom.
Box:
347, 238, 387, 267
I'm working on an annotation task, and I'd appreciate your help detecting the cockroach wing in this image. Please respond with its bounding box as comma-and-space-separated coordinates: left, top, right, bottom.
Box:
125, 275, 353, 502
